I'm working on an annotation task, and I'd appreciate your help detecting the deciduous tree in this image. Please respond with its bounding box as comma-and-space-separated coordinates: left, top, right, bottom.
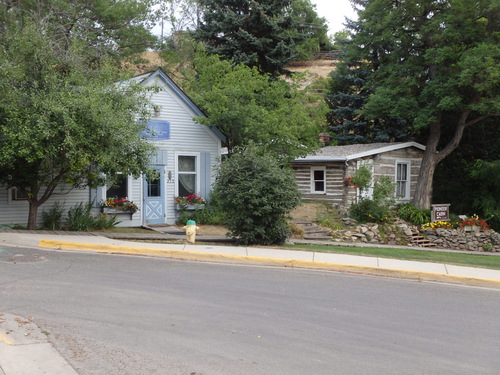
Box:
347, 0, 500, 208
185, 53, 326, 161
0, 21, 156, 229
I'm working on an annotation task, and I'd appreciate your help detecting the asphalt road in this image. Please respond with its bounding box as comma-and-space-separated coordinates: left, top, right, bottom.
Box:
1, 245, 500, 375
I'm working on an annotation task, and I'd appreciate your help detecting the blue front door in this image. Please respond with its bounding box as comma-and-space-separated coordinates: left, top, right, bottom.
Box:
143, 166, 166, 225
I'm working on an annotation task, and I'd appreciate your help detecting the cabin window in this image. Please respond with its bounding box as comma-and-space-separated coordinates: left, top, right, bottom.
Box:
396, 161, 410, 200
311, 167, 326, 194
176, 154, 199, 197
106, 174, 128, 199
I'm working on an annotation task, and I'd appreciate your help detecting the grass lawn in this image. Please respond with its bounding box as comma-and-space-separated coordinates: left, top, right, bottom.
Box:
284, 244, 500, 270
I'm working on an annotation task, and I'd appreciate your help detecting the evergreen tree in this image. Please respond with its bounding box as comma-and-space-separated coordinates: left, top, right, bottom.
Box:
193, 0, 305, 76
326, 21, 412, 144
289, 0, 332, 59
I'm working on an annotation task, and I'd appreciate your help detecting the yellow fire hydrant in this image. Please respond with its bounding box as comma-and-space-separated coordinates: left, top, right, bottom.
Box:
182, 220, 200, 244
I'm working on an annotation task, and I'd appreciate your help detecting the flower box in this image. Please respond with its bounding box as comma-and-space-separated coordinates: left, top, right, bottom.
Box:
175, 204, 205, 211
101, 207, 134, 215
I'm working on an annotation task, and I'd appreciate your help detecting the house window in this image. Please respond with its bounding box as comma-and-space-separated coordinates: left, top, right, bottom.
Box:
396, 162, 410, 200
106, 174, 128, 199
311, 167, 326, 194
11, 188, 28, 200
177, 155, 199, 197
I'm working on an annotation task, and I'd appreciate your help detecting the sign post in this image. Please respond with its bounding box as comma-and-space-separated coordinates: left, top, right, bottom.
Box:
431, 204, 450, 222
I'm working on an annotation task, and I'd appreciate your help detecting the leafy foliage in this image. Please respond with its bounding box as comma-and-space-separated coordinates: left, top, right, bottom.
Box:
175, 201, 226, 226
339, 0, 500, 208
468, 160, 500, 230
185, 53, 325, 161
41, 201, 65, 230
396, 203, 430, 226
349, 168, 395, 224
0, 0, 158, 65
288, 0, 333, 59
350, 166, 372, 196
326, 53, 412, 144
67, 203, 120, 231
211, 148, 301, 245
0, 20, 157, 229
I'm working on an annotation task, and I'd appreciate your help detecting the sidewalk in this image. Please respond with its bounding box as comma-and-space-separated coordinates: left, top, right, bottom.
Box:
1, 230, 500, 287
1, 230, 500, 375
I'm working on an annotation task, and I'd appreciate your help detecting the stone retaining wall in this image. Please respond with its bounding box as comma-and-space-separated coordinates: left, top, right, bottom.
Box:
420, 227, 500, 252
332, 218, 500, 252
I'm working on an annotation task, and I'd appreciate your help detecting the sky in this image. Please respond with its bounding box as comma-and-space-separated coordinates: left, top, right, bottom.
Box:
312, 0, 358, 35
153, 1, 358, 37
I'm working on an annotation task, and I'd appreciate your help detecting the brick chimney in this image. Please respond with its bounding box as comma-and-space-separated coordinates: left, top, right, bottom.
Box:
319, 133, 330, 145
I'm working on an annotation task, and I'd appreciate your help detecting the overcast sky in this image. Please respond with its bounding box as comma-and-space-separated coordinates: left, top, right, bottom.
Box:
153, 1, 358, 37
312, 0, 358, 35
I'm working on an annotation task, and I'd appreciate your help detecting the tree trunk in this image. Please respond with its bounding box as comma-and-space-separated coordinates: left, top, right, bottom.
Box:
27, 201, 41, 230
412, 149, 437, 209
412, 110, 473, 209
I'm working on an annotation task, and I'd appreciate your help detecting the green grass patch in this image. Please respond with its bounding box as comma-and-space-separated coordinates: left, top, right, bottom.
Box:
284, 244, 500, 270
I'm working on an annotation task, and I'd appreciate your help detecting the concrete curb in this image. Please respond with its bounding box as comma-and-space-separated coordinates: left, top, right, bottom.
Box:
0, 313, 78, 375
38, 239, 500, 289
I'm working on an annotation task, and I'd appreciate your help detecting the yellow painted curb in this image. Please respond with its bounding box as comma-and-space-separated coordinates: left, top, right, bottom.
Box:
38, 239, 500, 288
0, 332, 13, 345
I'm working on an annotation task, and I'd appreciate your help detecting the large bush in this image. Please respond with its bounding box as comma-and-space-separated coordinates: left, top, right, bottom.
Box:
212, 148, 301, 245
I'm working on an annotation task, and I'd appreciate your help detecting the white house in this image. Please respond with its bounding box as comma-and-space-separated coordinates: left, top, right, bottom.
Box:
0, 68, 225, 227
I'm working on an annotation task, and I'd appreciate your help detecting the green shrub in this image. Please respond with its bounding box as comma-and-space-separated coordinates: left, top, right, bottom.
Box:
396, 203, 430, 225
67, 202, 120, 231
349, 171, 395, 224
94, 214, 121, 229
211, 148, 301, 245
350, 199, 392, 223
175, 201, 226, 226
66, 202, 97, 231
41, 201, 65, 230
350, 166, 372, 195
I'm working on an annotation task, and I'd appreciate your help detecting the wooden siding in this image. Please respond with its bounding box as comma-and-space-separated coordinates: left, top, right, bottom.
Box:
291, 146, 424, 210
292, 162, 347, 208
147, 76, 221, 224
0, 184, 89, 227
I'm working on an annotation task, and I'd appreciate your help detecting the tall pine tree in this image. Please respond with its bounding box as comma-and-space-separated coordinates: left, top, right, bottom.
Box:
193, 0, 305, 76
326, 20, 412, 145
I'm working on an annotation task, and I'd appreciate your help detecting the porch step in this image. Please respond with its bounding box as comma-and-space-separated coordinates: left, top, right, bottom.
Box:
409, 230, 437, 248
292, 220, 332, 241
